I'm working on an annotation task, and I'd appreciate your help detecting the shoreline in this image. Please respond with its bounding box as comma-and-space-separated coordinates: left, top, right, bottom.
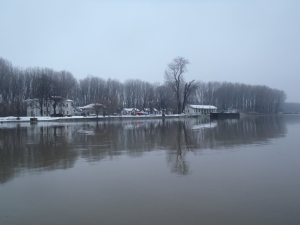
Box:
2, 112, 289, 124
0, 114, 193, 123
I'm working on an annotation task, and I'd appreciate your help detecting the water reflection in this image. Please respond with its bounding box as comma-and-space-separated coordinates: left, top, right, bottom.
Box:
0, 115, 288, 183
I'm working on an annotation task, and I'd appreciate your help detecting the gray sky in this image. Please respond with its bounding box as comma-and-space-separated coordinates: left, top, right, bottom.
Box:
1, 0, 299, 102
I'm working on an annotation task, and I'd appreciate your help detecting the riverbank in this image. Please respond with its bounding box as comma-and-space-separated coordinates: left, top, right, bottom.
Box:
0, 114, 191, 123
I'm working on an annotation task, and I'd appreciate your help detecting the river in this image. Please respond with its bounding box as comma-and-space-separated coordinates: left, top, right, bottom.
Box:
1, 115, 300, 225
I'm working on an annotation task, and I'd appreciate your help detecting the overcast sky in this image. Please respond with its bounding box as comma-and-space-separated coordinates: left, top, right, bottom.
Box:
1, 0, 299, 102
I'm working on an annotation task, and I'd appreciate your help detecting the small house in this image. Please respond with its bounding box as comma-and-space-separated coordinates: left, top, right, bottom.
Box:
80, 103, 107, 116
153, 108, 160, 115
121, 108, 139, 115
184, 105, 217, 116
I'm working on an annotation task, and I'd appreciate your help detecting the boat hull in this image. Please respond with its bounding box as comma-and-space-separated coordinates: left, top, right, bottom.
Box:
210, 112, 240, 119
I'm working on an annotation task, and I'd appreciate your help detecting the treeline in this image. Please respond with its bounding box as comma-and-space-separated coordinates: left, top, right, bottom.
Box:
282, 102, 300, 113
0, 57, 286, 117
193, 81, 286, 114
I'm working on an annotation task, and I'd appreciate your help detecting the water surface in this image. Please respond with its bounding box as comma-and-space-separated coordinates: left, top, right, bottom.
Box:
1, 115, 300, 225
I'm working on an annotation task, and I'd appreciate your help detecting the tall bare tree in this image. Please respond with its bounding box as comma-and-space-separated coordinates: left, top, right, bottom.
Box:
164, 57, 189, 113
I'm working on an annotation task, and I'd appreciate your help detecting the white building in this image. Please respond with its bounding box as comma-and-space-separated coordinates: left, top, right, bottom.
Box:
142, 108, 162, 115
153, 108, 161, 115
184, 105, 217, 116
26, 98, 74, 117
79, 103, 106, 116
121, 108, 140, 115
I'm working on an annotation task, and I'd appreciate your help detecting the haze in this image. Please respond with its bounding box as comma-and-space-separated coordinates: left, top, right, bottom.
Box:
1, 0, 299, 102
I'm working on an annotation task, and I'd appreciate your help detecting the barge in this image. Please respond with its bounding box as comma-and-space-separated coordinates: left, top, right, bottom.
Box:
210, 112, 240, 119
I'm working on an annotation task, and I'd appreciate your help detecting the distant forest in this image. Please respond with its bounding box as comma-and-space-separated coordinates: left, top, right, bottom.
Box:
0, 56, 287, 117
282, 102, 300, 113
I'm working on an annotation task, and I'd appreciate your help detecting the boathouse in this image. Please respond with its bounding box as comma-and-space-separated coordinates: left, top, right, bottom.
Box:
184, 105, 217, 116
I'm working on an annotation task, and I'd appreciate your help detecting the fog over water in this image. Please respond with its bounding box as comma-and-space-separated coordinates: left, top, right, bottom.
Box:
1, 115, 300, 224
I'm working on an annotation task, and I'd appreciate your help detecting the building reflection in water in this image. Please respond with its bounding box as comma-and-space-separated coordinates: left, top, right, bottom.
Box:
0, 115, 287, 183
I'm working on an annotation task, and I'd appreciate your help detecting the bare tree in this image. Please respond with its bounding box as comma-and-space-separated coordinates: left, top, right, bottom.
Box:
105, 79, 122, 114
26, 68, 53, 116
0, 58, 14, 116
164, 57, 189, 113
182, 80, 197, 112
11, 69, 27, 118
156, 85, 169, 110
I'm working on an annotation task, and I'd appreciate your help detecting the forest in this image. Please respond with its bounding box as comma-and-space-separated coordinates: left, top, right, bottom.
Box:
0, 56, 287, 117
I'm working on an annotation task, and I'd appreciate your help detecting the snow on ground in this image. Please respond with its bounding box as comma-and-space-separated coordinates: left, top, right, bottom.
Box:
0, 116, 84, 122
0, 114, 184, 123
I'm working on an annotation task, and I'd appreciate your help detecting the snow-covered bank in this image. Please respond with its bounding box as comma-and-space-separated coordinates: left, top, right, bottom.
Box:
0, 114, 187, 123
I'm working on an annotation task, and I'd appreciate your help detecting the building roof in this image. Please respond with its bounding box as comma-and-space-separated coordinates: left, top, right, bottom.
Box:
123, 108, 140, 112
80, 103, 105, 110
188, 105, 217, 109
25, 98, 73, 102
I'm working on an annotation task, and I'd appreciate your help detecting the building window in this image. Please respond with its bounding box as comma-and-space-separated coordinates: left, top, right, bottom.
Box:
66, 104, 68, 107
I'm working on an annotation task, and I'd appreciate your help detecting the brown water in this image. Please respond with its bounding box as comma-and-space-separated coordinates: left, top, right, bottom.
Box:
1, 115, 300, 225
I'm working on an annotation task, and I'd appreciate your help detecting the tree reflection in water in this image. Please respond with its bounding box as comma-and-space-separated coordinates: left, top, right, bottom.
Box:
0, 115, 288, 183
